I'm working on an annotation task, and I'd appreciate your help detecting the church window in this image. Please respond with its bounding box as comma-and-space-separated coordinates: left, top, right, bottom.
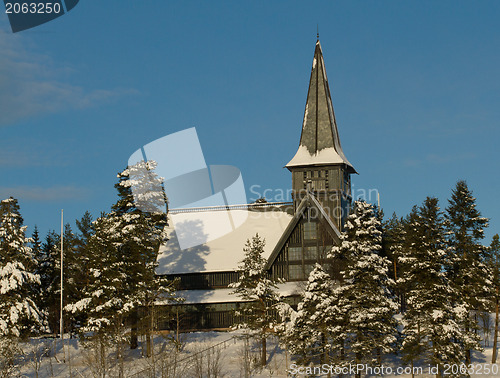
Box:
288, 264, 315, 280
288, 247, 302, 261
289, 265, 302, 280
304, 246, 316, 260
304, 222, 317, 240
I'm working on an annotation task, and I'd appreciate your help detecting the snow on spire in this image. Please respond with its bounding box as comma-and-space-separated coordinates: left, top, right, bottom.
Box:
286, 40, 356, 173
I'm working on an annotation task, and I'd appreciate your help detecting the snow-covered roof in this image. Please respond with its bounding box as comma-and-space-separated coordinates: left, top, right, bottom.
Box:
156, 208, 293, 275
286, 145, 346, 167
156, 282, 304, 305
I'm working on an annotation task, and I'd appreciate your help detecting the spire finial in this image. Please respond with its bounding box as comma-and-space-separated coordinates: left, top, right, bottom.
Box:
317, 24, 319, 41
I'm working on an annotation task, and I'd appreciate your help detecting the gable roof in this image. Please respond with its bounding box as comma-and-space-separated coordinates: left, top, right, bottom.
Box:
156, 206, 293, 275
264, 192, 341, 270
286, 40, 356, 173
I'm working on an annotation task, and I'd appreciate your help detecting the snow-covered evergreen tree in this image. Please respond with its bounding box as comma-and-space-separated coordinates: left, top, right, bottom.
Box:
66, 214, 133, 371
36, 230, 61, 334
400, 197, 469, 375
489, 234, 500, 363
61, 223, 85, 332
230, 234, 281, 366
282, 263, 344, 365
0, 198, 43, 338
34, 224, 83, 334
110, 160, 168, 352
66, 215, 133, 349
382, 213, 406, 313
329, 200, 398, 372
445, 180, 490, 364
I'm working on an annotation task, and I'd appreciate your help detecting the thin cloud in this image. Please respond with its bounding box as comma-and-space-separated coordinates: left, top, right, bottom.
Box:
403, 152, 476, 168
0, 186, 90, 202
0, 145, 70, 167
0, 27, 137, 126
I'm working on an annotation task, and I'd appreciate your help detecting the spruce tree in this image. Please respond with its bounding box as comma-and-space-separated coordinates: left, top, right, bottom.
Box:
62, 223, 83, 333
400, 197, 467, 376
383, 213, 405, 312
446, 180, 490, 364
66, 214, 132, 369
283, 263, 344, 365
38, 230, 60, 334
489, 234, 500, 363
330, 200, 398, 373
0, 198, 44, 338
230, 234, 281, 366
75, 211, 94, 289
31, 226, 44, 313
31, 226, 42, 261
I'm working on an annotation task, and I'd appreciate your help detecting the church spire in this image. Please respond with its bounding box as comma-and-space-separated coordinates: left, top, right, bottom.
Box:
286, 40, 356, 173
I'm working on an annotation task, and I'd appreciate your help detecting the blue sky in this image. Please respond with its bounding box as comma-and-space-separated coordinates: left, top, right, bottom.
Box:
1, 1, 499, 242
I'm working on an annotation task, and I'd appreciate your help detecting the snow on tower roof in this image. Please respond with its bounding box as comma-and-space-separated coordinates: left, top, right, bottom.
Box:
286, 40, 356, 173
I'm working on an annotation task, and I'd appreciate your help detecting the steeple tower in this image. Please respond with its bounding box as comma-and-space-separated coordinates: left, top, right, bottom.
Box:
287, 39, 356, 230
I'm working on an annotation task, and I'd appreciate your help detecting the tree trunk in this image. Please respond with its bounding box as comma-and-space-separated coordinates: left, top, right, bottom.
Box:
146, 301, 152, 357
130, 309, 138, 350
355, 352, 361, 378
100, 338, 106, 378
466, 345, 471, 365
151, 302, 156, 375
339, 339, 345, 378
175, 307, 181, 351
322, 333, 327, 365
493, 289, 499, 363
261, 335, 266, 366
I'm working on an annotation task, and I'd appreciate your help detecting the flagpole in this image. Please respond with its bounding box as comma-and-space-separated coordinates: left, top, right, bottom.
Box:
60, 209, 64, 361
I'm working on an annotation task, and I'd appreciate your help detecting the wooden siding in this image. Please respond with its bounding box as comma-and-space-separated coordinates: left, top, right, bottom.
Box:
164, 271, 240, 290
157, 296, 302, 331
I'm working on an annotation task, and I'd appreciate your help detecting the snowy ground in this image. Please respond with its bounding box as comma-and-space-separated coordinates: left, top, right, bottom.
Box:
12, 330, 500, 377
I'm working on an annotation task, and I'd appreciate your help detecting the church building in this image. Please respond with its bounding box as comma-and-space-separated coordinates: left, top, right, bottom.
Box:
155, 38, 356, 330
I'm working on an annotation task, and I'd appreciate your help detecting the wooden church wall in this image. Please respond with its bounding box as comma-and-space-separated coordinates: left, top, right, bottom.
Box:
269, 215, 335, 281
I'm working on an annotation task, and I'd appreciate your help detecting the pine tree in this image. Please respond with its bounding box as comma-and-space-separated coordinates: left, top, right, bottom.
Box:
75, 211, 94, 288
283, 263, 344, 365
31, 226, 44, 313
230, 234, 281, 366
110, 160, 168, 352
489, 234, 500, 363
445, 180, 490, 364
400, 197, 467, 376
66, 214, 136, 369
31, 226, 42, 260
0, 198, 44, 339
330, 200, 398, 374
61, 223, 83, 333
36, 230, 61, 334
383, 213, 405, 312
